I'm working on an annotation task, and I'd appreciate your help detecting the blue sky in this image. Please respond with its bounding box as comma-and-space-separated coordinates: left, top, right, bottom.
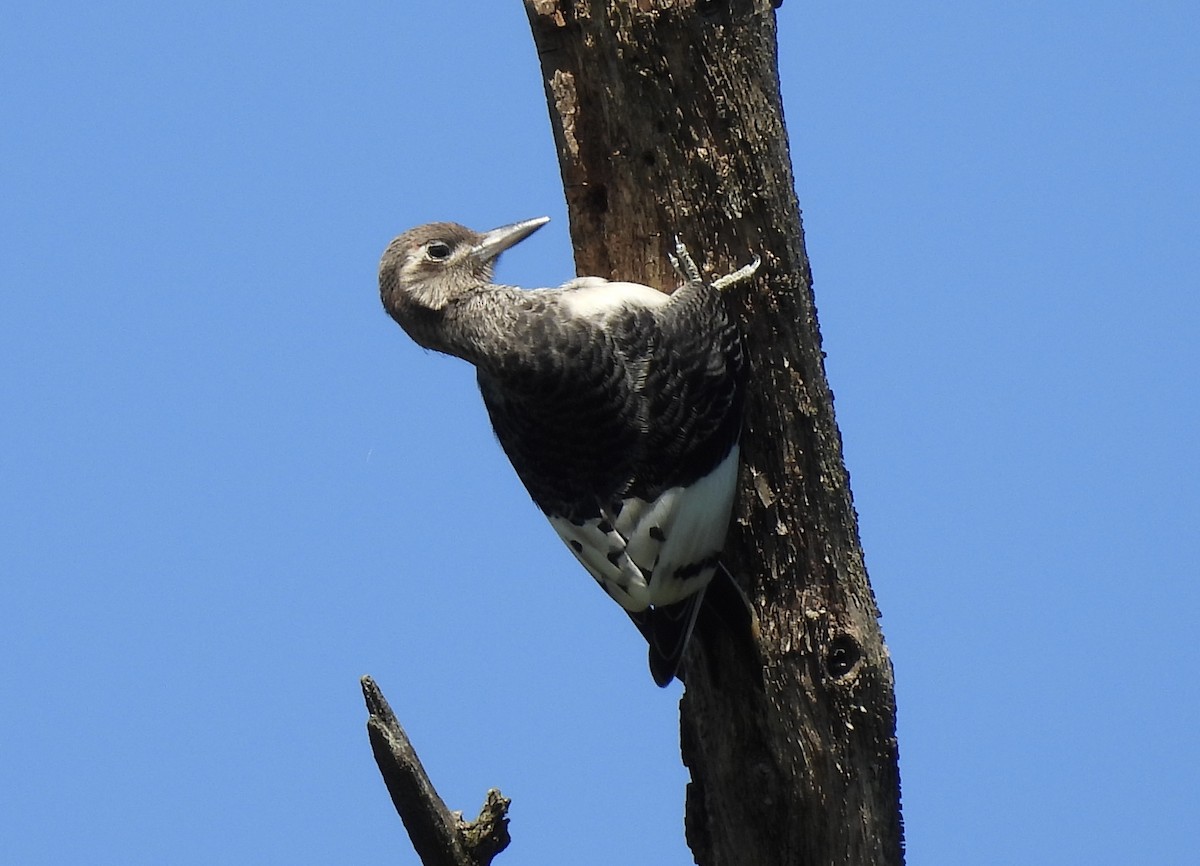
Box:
2, 3, 1197, 864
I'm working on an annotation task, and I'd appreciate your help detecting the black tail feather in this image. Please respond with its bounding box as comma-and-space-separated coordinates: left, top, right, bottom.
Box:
627, 563, 756, 687
627, 589, 705, 688
700, 561, 756, 638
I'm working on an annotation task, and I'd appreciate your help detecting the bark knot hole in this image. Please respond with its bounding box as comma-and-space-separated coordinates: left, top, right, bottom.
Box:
825, 633, 861, 678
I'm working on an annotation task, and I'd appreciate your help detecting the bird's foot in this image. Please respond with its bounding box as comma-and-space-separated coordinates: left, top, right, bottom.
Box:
668, 236, 703, 284
712, 255, 761, 292
668, 236, 761, 292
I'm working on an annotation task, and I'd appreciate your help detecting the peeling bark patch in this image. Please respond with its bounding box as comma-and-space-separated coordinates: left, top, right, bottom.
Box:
550, 70, 580, 159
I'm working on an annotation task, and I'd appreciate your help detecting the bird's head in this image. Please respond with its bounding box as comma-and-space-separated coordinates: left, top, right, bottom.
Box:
379, 217, 549, 351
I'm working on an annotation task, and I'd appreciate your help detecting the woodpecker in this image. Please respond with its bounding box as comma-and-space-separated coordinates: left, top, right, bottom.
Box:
379, 216, 757, 686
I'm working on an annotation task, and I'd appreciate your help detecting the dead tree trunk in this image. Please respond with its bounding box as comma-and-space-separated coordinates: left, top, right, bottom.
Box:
524, 3, 904, 864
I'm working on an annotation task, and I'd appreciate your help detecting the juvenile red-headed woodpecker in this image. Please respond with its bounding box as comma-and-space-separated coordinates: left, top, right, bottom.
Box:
379, 217, 757, 686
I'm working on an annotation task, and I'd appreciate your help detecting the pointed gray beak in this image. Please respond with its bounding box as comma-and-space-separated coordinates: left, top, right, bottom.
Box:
471, 216, 551, 264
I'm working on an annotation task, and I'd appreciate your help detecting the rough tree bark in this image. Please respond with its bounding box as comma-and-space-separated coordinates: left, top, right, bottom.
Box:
362, 677, 511, 866
523, 2, 904, 865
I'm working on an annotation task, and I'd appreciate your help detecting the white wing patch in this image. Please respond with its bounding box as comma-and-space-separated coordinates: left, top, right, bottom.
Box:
558, 277, 670, 323
547, 446, 739, 612
547, 516, 652, 611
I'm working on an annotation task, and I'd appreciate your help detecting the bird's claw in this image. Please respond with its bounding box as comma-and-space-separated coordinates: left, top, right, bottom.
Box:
712, 255, 761, 292
668, 235, 703, 284
669, 235, 761, 292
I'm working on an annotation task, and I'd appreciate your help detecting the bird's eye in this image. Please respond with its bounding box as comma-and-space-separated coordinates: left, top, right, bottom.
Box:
425, 241, 452, 261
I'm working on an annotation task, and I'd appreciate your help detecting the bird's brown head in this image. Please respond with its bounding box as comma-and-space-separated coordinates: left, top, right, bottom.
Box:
379, 217, 549, 353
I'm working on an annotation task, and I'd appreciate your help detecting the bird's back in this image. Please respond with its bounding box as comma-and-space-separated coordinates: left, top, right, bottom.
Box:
475, 277, 744, 617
